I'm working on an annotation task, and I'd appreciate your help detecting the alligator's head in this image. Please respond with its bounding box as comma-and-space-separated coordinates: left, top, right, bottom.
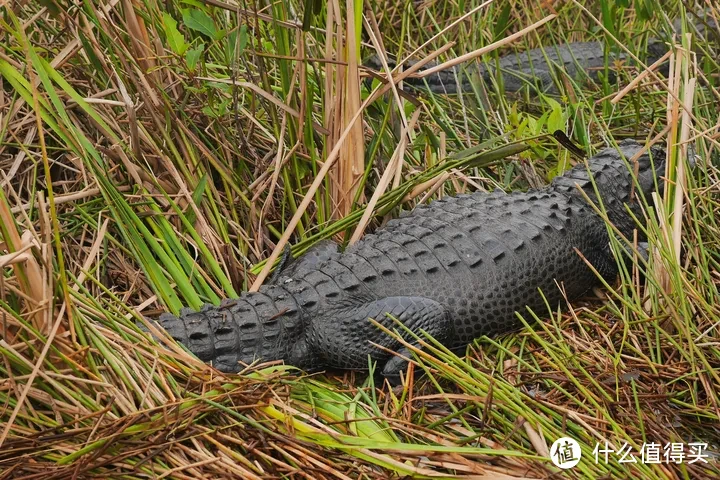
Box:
551, 139, 668, 239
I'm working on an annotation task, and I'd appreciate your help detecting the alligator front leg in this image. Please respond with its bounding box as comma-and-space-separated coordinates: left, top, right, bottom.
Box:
311, 295, 454, 379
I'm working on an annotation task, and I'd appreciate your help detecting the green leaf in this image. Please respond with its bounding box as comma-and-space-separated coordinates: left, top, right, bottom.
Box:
517, 117, 529, 139
508, 102, 519, 127
493, 3, 512, 41
225, 25, 248, 63
202, 98, 230, 118
180, 0, 206, 7
185, 43, 204, 71
302, 0, 316, 31
237, 25, 248, 55
37, 0, 62, 18
182, 8, 219, 39
534, 110, 550, 135
600, 0, 616, 39
633, 0, 653, 21
186, 174, 208, 224
162, 13, 188, 55
544, 96, 565, 133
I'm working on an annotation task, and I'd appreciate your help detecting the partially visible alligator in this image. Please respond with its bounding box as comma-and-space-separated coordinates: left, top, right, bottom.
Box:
364, 9, 717, 94
156, 140, 666, 378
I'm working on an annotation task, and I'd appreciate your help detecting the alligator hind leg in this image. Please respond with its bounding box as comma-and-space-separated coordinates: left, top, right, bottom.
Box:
267, 245, 293, 285
269, 240, 340, 283
314, 296, 454, 380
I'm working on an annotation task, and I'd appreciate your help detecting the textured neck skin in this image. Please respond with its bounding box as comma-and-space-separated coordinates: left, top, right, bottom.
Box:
551, 142, 666, 241
156, 140, 666, 377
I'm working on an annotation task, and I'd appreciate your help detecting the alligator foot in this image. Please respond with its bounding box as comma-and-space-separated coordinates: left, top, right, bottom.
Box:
313, 295, 454, 379
381, 347, 415, 385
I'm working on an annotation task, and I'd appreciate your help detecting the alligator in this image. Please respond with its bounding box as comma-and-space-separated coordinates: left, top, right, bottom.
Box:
364, 41, 634, 95
156, 140, 666, 378
363, 9, 716, 95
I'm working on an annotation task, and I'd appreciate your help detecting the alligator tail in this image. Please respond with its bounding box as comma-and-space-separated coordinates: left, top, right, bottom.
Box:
156, 285, 308, 373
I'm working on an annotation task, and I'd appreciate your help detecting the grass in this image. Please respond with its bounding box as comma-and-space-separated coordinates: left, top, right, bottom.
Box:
0, 0, 719, 478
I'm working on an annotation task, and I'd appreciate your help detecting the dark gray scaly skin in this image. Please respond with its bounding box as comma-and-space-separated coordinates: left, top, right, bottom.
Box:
365, 42, 618, 95
364, 9, 716, 95
157, 140, 666, 378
